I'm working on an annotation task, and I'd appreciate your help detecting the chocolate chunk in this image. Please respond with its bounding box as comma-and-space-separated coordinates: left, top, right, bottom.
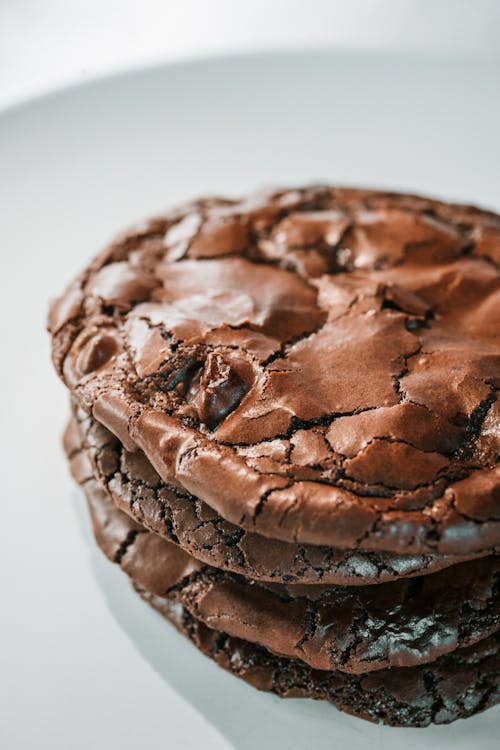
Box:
193, 353, 249, 430
76, 332, 120, 375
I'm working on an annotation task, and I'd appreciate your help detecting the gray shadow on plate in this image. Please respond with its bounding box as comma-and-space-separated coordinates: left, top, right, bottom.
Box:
71, 489, 500, 750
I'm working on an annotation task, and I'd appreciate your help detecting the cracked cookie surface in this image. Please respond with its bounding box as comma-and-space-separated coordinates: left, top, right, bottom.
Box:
141, 590, 500, 727
67, 409, 487, 585
69, 455, 500, 726
50, 186, 500, 554
67, 423, 500, 676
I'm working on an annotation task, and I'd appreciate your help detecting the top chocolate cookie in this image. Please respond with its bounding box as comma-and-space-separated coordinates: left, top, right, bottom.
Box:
49, 186, 500, 555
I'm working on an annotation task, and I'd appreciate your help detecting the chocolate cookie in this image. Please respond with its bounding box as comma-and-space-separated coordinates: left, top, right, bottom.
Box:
69, 449, 500, 726
67, 425, 500, 675
67, 408, 486, 586
49, 187, 500, 556
140, 587, 500, 727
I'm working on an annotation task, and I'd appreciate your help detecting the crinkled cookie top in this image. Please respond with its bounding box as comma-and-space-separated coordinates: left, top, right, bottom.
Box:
49, 186, 500, 554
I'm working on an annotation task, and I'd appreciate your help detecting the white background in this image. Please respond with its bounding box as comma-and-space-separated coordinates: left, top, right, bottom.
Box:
1, 3, 500, 750
1, 0, 500, 110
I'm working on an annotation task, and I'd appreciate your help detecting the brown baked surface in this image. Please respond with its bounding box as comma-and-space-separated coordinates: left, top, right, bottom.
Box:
50, 187, 500, 555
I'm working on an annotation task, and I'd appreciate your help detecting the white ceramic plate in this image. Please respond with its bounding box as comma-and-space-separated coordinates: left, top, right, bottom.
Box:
1, 52, 499, 750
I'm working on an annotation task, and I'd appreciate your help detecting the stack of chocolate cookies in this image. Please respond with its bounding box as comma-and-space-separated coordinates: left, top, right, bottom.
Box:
49, 186, 500, 727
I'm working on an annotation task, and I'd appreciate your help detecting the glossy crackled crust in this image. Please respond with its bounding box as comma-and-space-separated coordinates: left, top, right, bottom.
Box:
50, 186, 500, 554
140, 590, 500, 727
67, 409, 487, 586
67, 421, 500, 675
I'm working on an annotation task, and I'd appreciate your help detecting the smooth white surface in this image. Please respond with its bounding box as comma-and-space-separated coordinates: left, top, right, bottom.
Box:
1, 52, 499, 750
1, 0, 500, 109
